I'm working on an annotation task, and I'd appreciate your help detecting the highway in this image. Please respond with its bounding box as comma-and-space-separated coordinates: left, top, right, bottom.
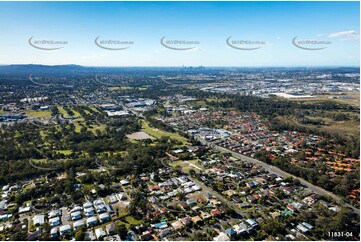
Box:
198, 137, 360, 215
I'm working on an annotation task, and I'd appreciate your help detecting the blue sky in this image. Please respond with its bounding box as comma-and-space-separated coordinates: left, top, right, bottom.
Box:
0, 1, 359, 67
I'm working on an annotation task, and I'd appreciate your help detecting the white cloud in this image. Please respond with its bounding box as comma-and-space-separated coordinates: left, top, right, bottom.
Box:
184, 47, 201, 52
327, 30, 359, 41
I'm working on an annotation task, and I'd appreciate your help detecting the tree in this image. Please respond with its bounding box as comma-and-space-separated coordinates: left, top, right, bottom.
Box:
115, 224, 128, 240
127, 190, 148, 216
261, 219, 285, 236
189, 169, 196, 177
193, 232, 209, 241
75, 229, 85, 241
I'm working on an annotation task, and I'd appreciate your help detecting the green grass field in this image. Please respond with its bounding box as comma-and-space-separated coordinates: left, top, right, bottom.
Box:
55, 150, 72, 155
88, 124, 106, 134
74, 122, 83, 132
116, 215, 144, 229
70, 108, 81, 117
40, 130, 47, 138
141, 120, 189, 145
109, 86, 133, 91
26, 110, 52, 117
88, 105, 102, 114
57, 106, 69, 117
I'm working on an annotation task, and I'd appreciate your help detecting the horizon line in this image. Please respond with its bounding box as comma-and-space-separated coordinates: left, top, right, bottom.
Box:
0, 64, 360, 68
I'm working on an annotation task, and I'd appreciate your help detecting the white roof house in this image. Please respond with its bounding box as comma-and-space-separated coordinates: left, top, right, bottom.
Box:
84, 207, 95, 217
71, 211, 82, 220
73, 220, 85, 230
83, 202, 93, 209
213, 232, 230, 241
120, 179, 130, 185
70, 206, 83, 213
93, 199, 104, 206
117, 193, 127, 200
18, 206, 31, 214
233, 222, 250, 234
60, 224, 72, 235
87, 216, 98, 227
49, 217, 61, 227
297, 224, 309, 233
99, 213, 110, 223
246, 218, 258, 227
48, 210, 61, 218
95, 204, 107, 213
32, 214, 45, 226
191, 185, 202, 191
109, 195, 119, 204
50, 227, 58, 238
95, 228, 106, 239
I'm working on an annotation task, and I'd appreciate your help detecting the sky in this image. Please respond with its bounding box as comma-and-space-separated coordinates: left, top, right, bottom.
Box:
0, 1, 359, 67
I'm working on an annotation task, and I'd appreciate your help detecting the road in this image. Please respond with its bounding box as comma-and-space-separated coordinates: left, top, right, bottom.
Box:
198, 138, 360, 215
189, 176, 247, 216
60, 207, 70, 226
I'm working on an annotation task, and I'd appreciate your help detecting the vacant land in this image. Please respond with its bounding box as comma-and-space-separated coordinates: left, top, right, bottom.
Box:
126, 131, 155, 140
170, 159, 204, 172
276, 115, 359, 139
141, 120, 189, 145
290, 92, 360, 107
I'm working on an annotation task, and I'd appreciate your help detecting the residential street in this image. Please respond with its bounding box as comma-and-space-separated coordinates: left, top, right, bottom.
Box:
199, 138, 360, 215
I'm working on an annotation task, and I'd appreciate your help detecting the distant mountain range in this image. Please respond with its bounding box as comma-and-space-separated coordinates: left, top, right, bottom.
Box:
0, 64, 90, 75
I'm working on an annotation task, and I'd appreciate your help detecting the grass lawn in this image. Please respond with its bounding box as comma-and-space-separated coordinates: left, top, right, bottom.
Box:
22, 184, 34, 193
186, 159, 204, 171
57, 106, 69, 117
116, 215, 143, 229
26, 110, 52, 117
169, 160, 189, 171
118, 211, 127, 217
88, 105, 102, 113
125, 216, 143, 225
109, 86, 133, 91
206, 97, 231, 102
40, 130, 47, 138
190, 100, 207, 106
83, 184, 97, 193
72, 122, 84, 132
56, 150, 72, 155
70, 108, 82, 117
141, 120, 189, 145
88, 124, 106, 134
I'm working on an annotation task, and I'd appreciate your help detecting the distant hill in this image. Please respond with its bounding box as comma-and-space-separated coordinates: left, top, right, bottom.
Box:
0, 64, 91, 75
